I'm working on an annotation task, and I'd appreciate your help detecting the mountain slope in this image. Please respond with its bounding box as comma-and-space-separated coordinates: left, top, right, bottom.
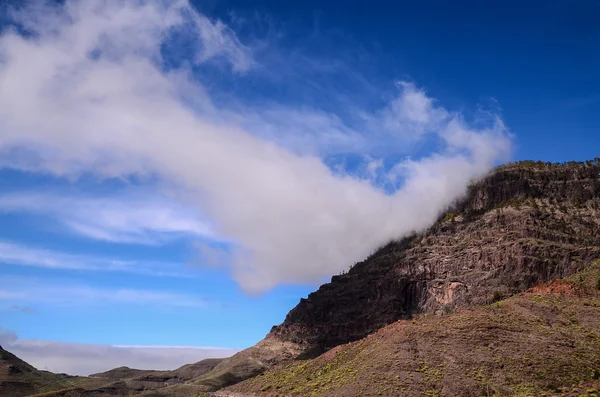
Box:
228, 260, 600, 397
0, 345, 79, 397
90, 358, 222, 383
35, 358, 227, 397
89, 366, 160, 380
0, 348, 224, 397
135, 358, 222, 383
198, 160, 600, 390
269, 160, 600, 354
191, 339, 303, 391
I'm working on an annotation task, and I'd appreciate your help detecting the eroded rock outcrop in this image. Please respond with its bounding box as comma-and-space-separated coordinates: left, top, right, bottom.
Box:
268, 161, 600, 355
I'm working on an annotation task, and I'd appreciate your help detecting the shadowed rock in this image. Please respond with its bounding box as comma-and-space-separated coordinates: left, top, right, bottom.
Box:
269, 161, 600, 355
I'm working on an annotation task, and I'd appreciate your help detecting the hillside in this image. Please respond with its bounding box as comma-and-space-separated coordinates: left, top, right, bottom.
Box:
0, 348, 225, 397
22, 358, 227, 397
197, 160, 600, 390
89, 367, 160, 380
0, 346, 81, 397
228, 260, 600, 397
191, 338, 303, 391
90, 358, 222, 383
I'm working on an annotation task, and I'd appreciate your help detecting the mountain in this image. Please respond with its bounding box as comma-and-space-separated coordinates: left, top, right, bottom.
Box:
0, 346, 224, 397
195, 159, 600, 390
227, 260, 600, 397
269, 160, 600, 355
89, 366, 160, 380
24, 359, 226, 397
134, 358, 223, 383
5, 159, 600, 397
89, 358, 222, 384
0, 345, 79, 397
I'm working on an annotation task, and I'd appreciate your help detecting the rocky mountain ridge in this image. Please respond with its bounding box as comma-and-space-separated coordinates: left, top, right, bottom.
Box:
268, 160, 600, 356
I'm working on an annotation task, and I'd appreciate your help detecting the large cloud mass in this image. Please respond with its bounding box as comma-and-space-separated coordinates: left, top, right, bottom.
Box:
0, 0, 512, 292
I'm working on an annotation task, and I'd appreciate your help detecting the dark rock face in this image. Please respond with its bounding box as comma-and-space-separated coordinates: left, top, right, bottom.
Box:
269, 162, 600, 356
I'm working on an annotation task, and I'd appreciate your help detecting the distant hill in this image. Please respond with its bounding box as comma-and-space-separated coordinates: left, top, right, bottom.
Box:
89, 358, 223, 384
0, 345, 224, 397
135, 358, 223, 383
89, 366, 160, 380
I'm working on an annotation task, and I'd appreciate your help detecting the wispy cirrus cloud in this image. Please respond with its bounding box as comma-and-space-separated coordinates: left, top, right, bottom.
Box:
0, 0, 513, 293
0, 277, 208, 307
0, 240, 194, 277
0, 192, 214, 245
0, 327, 239, 375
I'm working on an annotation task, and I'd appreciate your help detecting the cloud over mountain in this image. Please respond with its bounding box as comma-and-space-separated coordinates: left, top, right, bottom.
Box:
0, 0, 512, 292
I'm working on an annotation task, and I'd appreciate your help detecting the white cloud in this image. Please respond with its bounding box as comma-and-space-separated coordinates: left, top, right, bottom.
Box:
0, 327, 239, 375
0, 191, 214, 244
376, 82, 449, 138
234, 106, 365, 155
0, 277, 207, 307
0, 0, 512, 293
189, 11, 254, 72
0, 240, 194, 277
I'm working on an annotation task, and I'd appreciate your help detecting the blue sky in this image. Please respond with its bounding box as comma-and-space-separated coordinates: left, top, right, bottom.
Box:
0, 0, 598, 375
199, 0, 600, 162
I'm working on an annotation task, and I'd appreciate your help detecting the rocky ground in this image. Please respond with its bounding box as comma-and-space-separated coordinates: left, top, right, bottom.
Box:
228, 260, 600, 397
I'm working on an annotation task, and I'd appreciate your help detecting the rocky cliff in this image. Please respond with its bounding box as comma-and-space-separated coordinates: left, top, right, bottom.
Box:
230, 261, 600, 397
268, 160, 600, 356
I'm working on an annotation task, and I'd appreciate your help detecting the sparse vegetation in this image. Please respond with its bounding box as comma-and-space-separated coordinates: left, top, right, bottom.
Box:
443, 212, 456, 222
230, 261, 600, 397
492, 290, 503, 302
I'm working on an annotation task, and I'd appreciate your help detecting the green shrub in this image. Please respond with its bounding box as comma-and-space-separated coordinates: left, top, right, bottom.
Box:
444, 212, 456, 222
492, 291, 503, 302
